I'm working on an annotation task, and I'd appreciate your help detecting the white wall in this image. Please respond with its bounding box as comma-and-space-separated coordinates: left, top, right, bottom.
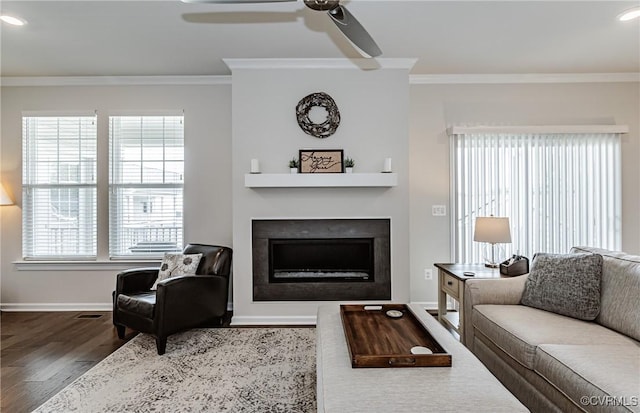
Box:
227, 59, 413, 324
0, 84, 232, 309
409, 81, 640, 304
1, 77, 638, 311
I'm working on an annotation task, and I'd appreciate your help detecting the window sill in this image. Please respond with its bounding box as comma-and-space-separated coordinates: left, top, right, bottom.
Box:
13, 260, 161, 271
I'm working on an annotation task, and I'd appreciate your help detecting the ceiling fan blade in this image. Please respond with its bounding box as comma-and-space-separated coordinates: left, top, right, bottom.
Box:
327, 5, 382, 58
182, 0, 295, 3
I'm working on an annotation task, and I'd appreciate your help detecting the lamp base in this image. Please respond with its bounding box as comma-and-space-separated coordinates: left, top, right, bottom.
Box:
482, 243, 506, 269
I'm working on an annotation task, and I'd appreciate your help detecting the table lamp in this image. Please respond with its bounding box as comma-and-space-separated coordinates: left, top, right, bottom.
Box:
474, 216, 511, 268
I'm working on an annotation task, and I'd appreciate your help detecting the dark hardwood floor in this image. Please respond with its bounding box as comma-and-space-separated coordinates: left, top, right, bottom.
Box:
1, 311, 135, 413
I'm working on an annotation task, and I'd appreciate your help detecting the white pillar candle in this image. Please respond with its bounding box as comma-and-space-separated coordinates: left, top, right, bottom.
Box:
250, 159, 260, 174
383, 158, 392, 172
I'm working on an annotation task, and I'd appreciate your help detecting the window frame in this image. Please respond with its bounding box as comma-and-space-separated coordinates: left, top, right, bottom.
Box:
21, 113, 98, 260
108, 114, 185, 259
18, 111, 185, 264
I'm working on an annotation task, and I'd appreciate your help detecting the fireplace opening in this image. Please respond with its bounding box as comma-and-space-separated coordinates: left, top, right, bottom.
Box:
269, 238, 374, 283
252, 218, 390, 301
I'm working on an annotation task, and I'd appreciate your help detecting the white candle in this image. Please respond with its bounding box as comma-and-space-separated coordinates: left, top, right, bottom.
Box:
250, 159, 260, 174
383, 158, 392, 172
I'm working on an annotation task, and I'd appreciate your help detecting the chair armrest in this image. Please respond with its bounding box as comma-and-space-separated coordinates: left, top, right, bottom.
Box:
155, 275, 228, 335
462, 275, 528, 349
115, 267, 159, 294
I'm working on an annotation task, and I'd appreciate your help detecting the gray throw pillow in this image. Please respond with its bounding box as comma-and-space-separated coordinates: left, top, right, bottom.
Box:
521, 252, 602, 320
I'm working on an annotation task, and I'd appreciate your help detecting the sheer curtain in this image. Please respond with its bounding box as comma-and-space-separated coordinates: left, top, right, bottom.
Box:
450, 126, 623, 263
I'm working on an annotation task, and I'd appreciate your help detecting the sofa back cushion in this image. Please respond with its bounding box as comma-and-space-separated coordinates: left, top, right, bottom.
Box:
571, 247, 640, 341
521, 252, 602, 320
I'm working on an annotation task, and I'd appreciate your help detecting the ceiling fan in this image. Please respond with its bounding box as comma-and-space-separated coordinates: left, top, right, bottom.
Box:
182, 0, 382, 58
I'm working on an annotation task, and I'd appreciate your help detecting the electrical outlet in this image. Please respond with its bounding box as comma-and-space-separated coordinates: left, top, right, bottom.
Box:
424, 269, 433, 280
432, 205, 447, 216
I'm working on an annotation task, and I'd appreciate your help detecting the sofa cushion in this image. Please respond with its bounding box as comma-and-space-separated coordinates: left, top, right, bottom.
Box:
571, 247, 640, 342
117, 292, 156, 318
535, 344, 640, 413
473, 305, 637, 370
521, 252, 602, 320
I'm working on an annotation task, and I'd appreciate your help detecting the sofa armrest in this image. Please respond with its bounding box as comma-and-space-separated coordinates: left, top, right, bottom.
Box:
462, 275, 528, 349
465, 275, 528, 306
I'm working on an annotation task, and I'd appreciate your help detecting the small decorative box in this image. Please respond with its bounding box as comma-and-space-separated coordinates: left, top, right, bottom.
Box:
499, 256, 529, 276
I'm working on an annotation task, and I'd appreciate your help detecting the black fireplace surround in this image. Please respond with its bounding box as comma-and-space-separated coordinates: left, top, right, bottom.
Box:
252, 219, 391, 301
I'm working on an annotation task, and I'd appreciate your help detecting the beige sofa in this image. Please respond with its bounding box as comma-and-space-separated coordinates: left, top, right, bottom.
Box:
463, 246, 640, 413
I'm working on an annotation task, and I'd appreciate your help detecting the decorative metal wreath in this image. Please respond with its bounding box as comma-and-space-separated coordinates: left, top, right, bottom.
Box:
295, 92, 341, 139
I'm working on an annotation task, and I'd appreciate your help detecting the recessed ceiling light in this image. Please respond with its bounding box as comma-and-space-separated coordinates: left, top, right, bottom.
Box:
0, 15, 27, 26
618, 6, 640, 21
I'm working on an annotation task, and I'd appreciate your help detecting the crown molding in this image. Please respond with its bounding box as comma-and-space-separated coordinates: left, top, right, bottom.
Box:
2, 72, 638, 87
223, 58, 418, 71
0, 75, 232, 87
410, 72, 640, 84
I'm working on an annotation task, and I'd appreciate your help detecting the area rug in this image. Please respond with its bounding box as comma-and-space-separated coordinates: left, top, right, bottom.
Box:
33, 328, 316, 413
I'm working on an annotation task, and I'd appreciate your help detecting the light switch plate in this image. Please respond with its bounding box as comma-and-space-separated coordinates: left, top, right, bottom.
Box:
432, 205, 447, 216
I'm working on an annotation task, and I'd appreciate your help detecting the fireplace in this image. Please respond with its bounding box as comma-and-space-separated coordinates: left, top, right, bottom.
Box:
252, 219, 391, 301
269, 238, 374, 282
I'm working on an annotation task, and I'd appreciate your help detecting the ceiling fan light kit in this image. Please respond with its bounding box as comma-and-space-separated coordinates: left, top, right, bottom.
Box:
303, 0, 340, 12
181, 0, 382, 58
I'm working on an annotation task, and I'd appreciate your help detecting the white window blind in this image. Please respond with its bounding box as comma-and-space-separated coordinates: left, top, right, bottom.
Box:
451, 128, 622, 263
22, 115, 97, 258
109, 115, 184, 258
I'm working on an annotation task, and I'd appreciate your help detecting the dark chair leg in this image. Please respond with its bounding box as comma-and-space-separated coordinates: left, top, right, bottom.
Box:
115, 324, 126, 339
156, 336, 167, 355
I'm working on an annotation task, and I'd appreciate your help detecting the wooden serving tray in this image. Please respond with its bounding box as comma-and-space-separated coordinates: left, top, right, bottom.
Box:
340, 304, 452, 368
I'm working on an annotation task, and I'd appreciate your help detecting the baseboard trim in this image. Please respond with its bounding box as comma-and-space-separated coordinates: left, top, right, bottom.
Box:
409, 301, 438, 310
1, 302, 434, 315
0, 303, 113, 312
230, 315, 317, 326
229, 302, 438, 325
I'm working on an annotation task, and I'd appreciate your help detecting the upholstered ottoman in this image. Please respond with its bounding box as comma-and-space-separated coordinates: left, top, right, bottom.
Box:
316, 304, 528, 413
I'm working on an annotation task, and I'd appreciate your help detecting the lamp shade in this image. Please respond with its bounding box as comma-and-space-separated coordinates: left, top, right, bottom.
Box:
0, 183, 13, 206
474, 216, 511, 244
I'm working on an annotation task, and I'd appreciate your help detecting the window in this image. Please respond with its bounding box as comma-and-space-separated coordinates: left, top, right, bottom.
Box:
451, 126, 624, 263
109, 115, 184, 258
22, 115, 97, 258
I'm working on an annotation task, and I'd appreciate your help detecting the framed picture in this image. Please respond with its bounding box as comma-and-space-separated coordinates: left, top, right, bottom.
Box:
299, 149, 344, 173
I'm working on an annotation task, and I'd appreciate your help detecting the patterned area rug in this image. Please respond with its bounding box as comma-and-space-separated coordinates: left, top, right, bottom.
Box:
34, 328, 316, 413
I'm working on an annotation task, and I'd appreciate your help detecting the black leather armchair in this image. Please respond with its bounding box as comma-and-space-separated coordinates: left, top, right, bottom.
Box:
112, 244, 232, 355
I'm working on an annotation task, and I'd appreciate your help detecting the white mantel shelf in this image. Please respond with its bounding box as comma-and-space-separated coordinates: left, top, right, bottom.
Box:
244, 173, 397, 188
